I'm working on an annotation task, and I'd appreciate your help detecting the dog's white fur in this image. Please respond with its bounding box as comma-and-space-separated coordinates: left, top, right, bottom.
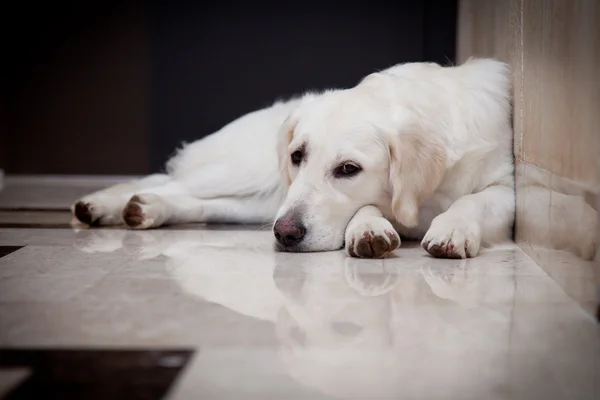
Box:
73, 58, 515, 259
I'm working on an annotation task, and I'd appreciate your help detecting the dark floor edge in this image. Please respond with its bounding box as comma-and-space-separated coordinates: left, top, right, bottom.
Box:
0, 246, 25, 258
0, 208, 70, 212
0, 348, 196, 400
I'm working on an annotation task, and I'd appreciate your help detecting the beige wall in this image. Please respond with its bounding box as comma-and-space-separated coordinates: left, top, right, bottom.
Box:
457, 0, 599, 317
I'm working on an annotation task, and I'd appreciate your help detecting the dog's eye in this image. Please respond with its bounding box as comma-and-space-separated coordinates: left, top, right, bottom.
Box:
334, 162, 362, 178
291, 150, 303, 166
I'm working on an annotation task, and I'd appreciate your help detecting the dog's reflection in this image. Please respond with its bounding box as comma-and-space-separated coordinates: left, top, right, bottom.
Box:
274, 252, 399, 349
272, 250, 516, 399
74, 228, 286, 321
516, 162, 597, 261
74, 229, 516, 399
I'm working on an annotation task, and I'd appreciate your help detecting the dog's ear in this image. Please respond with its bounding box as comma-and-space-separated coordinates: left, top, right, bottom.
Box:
277, 114, 298, 187
388, 127, 446, 227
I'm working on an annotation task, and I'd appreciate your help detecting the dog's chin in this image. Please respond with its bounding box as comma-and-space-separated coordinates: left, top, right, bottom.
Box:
273, 241, 344, 253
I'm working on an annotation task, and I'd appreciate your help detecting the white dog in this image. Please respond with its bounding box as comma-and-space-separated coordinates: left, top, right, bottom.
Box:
73, 58, 515, 259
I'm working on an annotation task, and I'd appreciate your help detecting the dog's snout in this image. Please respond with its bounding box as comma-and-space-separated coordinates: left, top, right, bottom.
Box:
274, 219, 306, 247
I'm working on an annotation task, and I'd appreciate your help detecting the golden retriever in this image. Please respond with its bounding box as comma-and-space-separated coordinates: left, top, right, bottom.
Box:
72, 58, 515, 259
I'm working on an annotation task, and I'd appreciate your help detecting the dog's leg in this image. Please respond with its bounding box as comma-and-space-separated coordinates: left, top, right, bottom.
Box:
121, 193, 280, 229
345, 205, 401, 258
72, 174, 172, 226
421, 184, 515, 258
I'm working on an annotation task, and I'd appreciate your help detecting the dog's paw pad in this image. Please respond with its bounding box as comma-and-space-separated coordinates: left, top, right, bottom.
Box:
122, 194, 167, 230
122, 201, 144, 227
129, 195, 146, 205
73, 201, 103, 226
74, 201, 94, 225
423, 241, 463, 259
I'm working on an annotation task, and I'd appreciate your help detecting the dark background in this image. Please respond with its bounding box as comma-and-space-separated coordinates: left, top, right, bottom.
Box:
1, 0, 457, 175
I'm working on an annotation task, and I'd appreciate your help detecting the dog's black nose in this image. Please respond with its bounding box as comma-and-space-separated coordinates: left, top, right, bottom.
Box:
273, 219, 306, 247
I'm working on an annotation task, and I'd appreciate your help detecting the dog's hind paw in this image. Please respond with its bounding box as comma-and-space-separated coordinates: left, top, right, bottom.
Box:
72, 198, 121, 226
122, 194, 169, 230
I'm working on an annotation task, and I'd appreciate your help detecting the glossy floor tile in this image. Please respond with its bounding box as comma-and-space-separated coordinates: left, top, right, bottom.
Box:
0, 222, 599, 399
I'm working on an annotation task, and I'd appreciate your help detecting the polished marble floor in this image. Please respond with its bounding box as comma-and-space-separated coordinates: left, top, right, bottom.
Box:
0, 211, 598, 399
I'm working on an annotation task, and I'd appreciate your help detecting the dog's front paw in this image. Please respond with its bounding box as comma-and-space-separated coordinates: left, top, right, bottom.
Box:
345, 217, 400, 259
122, 194, 169, 229
421, 218, 481, 259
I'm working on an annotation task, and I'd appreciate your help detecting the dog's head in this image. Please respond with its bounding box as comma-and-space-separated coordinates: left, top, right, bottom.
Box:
273, 73, 447, 252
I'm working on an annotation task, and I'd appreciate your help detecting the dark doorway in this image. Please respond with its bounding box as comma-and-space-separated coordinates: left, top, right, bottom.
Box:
2, 0, 457, 175
149, 0, 457, 171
